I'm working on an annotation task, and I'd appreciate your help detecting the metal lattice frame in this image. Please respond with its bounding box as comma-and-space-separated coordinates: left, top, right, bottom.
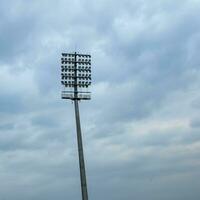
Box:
61, 52, 91, 100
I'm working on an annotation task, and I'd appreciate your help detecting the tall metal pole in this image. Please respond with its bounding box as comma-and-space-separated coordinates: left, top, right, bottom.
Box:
74, 52, 89, 200
74, 100, 89, 200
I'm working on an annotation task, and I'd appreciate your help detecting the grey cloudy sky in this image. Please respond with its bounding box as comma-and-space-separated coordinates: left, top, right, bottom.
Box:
0, 0, 200, 199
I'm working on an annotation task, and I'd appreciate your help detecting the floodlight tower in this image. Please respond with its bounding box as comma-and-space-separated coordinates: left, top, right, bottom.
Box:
61, 52, 91, 200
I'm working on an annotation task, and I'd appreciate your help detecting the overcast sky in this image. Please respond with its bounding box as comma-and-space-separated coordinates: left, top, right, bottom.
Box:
0, 0, 200, 200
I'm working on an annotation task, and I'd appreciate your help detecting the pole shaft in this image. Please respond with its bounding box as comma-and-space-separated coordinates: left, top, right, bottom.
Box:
74, 99, 89, 200
73, 52, 89, 200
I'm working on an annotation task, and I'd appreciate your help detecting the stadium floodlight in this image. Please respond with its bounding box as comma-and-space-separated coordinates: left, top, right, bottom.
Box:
61, 52, 91, 200
61, 52, 91, 99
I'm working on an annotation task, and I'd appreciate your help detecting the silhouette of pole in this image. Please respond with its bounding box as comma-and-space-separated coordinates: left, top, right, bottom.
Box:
74, 99, 89, 200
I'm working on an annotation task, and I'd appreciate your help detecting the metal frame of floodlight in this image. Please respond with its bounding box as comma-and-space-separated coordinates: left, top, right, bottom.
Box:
61, 52, 91, 200
61, 52, 91, 100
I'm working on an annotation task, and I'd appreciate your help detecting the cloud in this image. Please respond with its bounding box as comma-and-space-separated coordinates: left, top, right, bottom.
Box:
0, 0, 200, 200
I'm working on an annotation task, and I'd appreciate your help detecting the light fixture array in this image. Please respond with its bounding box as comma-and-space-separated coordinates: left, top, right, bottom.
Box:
61, 54, 91, 88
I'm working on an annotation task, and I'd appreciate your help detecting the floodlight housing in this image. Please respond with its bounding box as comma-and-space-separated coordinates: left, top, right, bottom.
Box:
61, 52, 91, 100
